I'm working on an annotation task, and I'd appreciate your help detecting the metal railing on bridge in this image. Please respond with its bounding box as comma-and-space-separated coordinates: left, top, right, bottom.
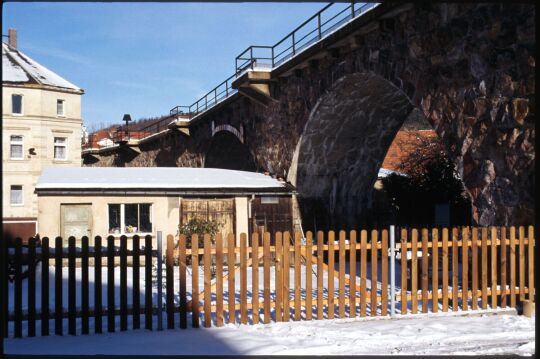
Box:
235, 2, 378, 74
169, 73, 238, 118
167, 2, 379, 127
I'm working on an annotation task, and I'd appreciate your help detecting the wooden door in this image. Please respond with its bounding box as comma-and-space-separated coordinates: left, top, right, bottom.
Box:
252, 196, 292, 242
181, 199, 235, 237
60, 204, 92, 242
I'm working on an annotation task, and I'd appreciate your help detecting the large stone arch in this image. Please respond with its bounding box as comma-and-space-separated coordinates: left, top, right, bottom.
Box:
283, 3, 535, 228
288, 72, 414, 231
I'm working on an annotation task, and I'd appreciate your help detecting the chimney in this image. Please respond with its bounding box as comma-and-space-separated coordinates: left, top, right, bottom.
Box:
8, 28, 17, 49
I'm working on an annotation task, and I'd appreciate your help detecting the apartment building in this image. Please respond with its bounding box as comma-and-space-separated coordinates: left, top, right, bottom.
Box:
2, 29, 84, 242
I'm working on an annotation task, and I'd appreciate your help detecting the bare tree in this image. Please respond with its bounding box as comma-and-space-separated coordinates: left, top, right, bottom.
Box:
381, 135, 472, 226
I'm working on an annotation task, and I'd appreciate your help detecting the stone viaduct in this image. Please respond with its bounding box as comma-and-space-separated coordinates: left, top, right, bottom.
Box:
84, 2, 535, 230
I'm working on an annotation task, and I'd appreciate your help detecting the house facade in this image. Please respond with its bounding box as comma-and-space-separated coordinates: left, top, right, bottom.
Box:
35, 167, 295, 248
2, 29, 84, 242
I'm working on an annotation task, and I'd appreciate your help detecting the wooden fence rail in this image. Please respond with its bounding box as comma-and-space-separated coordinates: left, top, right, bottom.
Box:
4, 226, 535, 338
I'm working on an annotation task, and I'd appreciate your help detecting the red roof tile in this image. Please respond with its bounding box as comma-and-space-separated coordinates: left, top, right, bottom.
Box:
381, 130, 437, 173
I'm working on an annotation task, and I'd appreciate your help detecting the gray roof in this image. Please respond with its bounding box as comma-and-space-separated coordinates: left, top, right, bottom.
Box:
2, 43, 83, 93
36, 167, 294, 194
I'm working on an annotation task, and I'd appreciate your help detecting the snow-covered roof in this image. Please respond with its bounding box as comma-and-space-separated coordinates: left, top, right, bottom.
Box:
36, 167, 294, 193
2, 43, 83, 93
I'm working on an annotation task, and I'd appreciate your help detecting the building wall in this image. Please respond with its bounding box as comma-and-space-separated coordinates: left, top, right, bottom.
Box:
235, 197, 248, 246
2, 86, 82, 119
2, 85, 82, 228
37, 194, 250, 249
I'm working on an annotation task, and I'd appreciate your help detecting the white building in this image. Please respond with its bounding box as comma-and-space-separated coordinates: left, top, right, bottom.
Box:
35, 167, 295, 247
2, 29, 84, 242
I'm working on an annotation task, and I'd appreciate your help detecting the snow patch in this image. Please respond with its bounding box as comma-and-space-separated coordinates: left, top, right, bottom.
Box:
36, 167, 292, 190
4, 313, 534, 356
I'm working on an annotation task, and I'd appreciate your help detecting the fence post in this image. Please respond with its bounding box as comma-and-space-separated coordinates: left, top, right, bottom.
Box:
157, 231, 163, 331
390, 225, 396, 317
14, 238, 22, 338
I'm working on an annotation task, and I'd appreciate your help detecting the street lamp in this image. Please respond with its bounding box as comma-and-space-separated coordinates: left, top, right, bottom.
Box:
122, 114, 132, 140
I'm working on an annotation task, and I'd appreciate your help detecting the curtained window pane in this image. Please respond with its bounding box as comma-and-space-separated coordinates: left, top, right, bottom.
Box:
108, 204, 121, 234
10, 135, 23, 159
139, 204, 152, 233
124, 204, 138, 232
54, 137, 67, 159
10, 185, 23, 205
57, 99, 65, 116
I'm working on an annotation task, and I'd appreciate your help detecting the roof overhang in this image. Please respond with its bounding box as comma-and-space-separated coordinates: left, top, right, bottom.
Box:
2, 82, 84, 95
36, 186, 296, 197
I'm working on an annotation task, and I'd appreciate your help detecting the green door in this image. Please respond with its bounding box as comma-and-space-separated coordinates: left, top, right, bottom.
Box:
61, 204, 92, 242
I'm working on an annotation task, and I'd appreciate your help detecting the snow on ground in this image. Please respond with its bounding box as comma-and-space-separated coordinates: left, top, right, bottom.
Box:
7, 262, 517, 331
7, 262, 535, 355
4, 311, 535, 356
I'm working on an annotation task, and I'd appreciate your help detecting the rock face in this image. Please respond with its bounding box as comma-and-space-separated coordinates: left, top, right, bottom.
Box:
86, 3, 535, 227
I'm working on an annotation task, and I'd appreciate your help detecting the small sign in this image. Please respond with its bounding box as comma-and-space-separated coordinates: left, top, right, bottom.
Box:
261, 196, 279, 204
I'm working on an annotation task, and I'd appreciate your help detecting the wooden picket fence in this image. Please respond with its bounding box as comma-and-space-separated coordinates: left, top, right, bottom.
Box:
394, 226, 534, 314
169, 226, 535, 329
4, 235, 156, 338
3, 226, 535, 338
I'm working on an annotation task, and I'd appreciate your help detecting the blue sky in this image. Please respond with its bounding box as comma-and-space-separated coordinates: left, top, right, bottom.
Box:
2, 2, 326, 130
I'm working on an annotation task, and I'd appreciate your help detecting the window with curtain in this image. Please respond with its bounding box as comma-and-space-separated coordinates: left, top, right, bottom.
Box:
57, 99, 65, 116
10, 135, 23, 159
10, 185, 23, 205
54, 137, 67, 160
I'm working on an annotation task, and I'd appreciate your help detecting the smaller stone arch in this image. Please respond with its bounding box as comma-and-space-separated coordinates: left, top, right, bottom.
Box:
205, 130, 257, 172
211, 121, 244, 144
